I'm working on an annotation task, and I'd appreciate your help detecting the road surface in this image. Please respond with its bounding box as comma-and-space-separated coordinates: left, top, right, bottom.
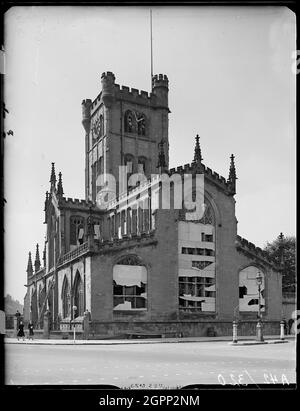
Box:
5, 340, 296, 388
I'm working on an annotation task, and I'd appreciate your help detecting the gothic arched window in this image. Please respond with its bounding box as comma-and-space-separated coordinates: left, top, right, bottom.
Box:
70, 216, 85, 246
62, 276, 71, 318
124, 110, 134, 133
138, 156, 147, 174
89, 217, 101, 240
137, 115, 146, 136
200, 203, 215, 225
178, 196, 216, 313
124, 153, 134, 174
99, 115, 104, 137
179, 198, 215, 225
113, 255, 147, 311
73, 271, 84, 318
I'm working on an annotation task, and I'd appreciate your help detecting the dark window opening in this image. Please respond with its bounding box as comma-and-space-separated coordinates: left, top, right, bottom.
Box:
70, 217, 85, 246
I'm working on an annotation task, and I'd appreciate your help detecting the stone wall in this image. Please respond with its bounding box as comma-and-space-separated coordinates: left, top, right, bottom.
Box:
89, 320, 280, 338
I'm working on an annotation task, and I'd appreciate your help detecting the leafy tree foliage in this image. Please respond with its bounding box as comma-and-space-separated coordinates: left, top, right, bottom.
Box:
264, 233, 296, 293
4, 294, 23, 314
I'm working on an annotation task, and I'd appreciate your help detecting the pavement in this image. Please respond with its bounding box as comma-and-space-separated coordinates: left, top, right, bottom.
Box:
4, 334, 295, 345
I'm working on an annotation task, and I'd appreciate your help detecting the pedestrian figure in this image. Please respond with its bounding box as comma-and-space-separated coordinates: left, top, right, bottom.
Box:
17, 321, 25, 341
28, 321, 34, 340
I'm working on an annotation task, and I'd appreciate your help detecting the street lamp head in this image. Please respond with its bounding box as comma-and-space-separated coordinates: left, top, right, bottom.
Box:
256, 271, 263, 286
72, 305, 77, 312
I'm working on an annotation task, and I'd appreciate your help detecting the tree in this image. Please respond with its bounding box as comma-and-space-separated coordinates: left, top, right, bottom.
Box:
4, 294, 24, 315
264, 233, 296, 293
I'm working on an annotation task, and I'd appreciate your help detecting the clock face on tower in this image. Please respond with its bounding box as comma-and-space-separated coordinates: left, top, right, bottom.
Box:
91, 111, 104, 142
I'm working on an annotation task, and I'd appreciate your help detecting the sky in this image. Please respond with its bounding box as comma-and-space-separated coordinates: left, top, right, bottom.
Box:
4, 6, 296, 303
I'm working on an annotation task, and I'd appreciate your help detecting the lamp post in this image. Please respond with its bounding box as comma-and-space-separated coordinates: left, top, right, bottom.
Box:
256, 271, 264, 342
72, 305, 77, 344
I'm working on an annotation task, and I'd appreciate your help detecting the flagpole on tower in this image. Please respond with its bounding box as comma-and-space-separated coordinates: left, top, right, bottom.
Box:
150, 8, 153, 90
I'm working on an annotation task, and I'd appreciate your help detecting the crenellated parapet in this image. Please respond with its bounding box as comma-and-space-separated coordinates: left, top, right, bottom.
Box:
115, 84, 156, 104
168, 162, 232, 195
152, 73, 169, 89
58, 196, 99, 211
89, 71, 169, 113
236, 235, 280, 270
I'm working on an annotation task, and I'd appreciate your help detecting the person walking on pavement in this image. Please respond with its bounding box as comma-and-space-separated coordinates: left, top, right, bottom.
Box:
28, 321, 34, 340
17, 321, 25, 341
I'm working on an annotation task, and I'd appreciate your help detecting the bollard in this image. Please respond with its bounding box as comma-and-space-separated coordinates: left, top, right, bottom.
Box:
256, 320, 264, 342
232, 320, 238, 343
280, 320, 285, 340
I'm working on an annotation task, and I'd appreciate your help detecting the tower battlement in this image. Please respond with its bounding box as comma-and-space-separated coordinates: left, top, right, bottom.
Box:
90, 72, 169, 111
81, 99, 92, 133
152, 74, 169, 89
101, 71, 116, 83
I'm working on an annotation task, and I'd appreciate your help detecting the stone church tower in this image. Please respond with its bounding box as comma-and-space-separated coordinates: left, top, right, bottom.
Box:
82, 72, 170, 202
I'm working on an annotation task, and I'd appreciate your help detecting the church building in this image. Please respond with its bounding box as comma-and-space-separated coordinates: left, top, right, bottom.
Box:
23, 71, 282, 337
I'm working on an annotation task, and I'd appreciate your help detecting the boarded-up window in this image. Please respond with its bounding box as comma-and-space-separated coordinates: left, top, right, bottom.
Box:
113, 261, 147, 311
179, 276, 215, 312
